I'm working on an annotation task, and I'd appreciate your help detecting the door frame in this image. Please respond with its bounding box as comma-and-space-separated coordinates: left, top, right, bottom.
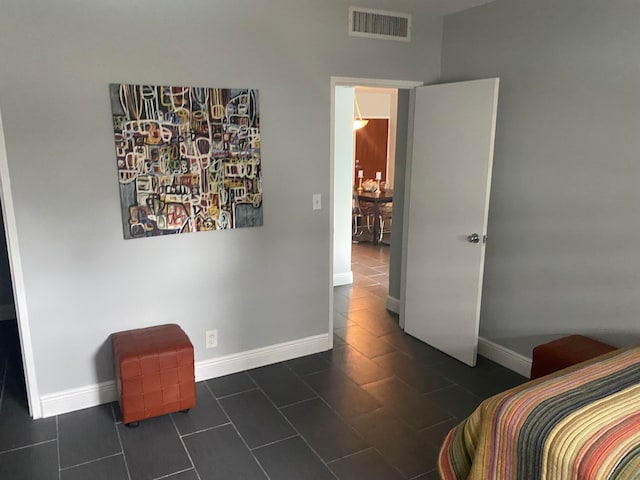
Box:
0, 108, 41, 418
329, 76, 423, 347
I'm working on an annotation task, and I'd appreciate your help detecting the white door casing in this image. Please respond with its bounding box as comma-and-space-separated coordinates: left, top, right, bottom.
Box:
401, 78, 499, 367
0, 108, 41, 417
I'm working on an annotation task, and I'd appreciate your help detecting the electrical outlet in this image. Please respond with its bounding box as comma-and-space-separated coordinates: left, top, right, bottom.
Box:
205, 329, 218, 348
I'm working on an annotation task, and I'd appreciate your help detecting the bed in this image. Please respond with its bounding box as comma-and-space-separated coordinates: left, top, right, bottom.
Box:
439, 346, 640, 479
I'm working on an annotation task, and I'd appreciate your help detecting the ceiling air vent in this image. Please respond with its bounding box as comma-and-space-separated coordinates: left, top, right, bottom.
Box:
349, 7, 411, 42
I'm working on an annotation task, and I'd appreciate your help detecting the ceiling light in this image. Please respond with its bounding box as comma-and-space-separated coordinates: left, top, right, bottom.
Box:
353, 94, 368, 130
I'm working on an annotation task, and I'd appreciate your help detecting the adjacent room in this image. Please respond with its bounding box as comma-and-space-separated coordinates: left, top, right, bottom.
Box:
1, 0, 640, 478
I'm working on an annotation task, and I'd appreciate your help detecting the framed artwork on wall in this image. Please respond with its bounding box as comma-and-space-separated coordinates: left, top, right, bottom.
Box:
109, 83, 262, 239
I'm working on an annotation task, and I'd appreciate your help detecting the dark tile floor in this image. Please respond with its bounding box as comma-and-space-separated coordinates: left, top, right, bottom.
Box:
0, 243, 526, 479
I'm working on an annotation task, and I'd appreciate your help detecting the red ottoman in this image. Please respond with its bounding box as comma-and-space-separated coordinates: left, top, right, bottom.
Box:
112, 324, 196, 426
530, 335, 617, 379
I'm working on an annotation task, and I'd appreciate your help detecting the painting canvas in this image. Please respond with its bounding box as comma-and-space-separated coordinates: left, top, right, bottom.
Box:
109, 83, 262, 239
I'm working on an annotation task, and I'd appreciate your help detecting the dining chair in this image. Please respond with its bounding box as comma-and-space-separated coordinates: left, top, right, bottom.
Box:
352, 192, 374, 242
352, 192, 364, 241
378, 202, 393, 244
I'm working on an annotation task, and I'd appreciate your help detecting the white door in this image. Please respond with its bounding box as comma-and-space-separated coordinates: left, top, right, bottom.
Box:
401, 78, 499, 367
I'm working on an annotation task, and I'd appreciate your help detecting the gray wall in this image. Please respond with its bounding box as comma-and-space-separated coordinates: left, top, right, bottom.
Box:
388, 90, 410, 301
442, 0, 640, 355
0, 0, 442, 395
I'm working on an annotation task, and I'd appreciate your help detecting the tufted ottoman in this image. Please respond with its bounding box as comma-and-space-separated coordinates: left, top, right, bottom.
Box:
112, 324, 196, 426
530, 334, 617, 379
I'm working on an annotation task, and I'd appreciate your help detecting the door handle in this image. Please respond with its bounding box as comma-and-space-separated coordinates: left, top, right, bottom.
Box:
467, 233, 480, 244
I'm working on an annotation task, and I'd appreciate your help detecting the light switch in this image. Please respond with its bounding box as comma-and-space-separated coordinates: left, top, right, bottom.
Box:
312, 194, 322, 210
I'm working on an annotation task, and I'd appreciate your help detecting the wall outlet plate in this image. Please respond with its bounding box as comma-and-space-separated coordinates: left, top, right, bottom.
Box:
206, 329, 218, 348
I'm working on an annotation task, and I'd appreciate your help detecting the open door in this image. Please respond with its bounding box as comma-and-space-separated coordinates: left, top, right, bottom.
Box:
401, 78, 499, 367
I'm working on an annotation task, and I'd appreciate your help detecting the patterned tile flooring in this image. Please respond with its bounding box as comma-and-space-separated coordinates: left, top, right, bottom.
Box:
0, 243, 526, 479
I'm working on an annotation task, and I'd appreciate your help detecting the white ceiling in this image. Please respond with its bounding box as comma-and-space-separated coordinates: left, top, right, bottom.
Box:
417, 0, 496, 16
356, 0, 496, 16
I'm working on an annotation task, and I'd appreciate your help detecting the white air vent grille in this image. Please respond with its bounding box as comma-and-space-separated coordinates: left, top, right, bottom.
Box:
349, 7, 411, 42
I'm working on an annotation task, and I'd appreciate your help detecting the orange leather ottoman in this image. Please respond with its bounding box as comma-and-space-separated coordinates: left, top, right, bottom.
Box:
530, 334, 617, 379
112, 324, 196, 426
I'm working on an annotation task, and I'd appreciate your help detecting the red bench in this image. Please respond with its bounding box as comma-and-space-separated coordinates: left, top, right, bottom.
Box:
530, 335, 617, 379
112, 324, 196, 426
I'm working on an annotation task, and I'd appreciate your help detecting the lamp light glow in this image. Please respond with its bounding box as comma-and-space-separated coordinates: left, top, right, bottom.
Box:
353, 94, 368, 130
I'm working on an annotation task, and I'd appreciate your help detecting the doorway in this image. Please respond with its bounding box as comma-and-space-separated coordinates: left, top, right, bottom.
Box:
352, 86, 396, 250
331, 77, 499, 369
350, 87, 396, 299
329, 77, 423, 344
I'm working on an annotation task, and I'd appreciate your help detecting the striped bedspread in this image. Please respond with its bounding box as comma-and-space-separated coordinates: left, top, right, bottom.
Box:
439, 347, 640, 479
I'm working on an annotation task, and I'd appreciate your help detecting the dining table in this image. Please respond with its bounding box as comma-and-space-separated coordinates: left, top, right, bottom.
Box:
357, 189, 393, 245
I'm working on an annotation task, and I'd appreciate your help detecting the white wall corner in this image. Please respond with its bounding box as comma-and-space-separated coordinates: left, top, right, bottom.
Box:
39, 333, 330, 418
333, 271, 353, 287
478, 336, 532, 378
386, 295, 400, 314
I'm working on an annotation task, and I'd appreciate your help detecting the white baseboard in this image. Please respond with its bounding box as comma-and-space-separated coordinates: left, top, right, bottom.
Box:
40, 333, 330, 418
478, 336, 532, 378
0, 303, 15, 321
195, 333, 328, 381
40, 380, 118, 418
386, 296, 400, 314
333, 271, 353, 287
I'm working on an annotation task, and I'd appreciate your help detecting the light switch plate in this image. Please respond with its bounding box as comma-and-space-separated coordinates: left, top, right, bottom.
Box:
312, 194, 321, 210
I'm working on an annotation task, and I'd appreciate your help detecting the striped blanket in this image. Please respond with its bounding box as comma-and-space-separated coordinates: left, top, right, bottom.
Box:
439, 347, 640, 479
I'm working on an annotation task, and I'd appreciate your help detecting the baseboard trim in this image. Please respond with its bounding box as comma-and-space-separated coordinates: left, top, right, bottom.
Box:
195, 333, 329, 381
40, 333, 330, 418
386, 296, 400, 314
478, 336, 531, 378
40, 380, 118, 418
333, 271, 353, 287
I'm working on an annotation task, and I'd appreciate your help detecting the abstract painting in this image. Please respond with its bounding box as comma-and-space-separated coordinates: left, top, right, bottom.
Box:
109, 83, 262, 239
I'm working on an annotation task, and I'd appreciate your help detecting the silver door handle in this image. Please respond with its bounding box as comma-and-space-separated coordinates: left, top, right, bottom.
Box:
467, 233, 480, 243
